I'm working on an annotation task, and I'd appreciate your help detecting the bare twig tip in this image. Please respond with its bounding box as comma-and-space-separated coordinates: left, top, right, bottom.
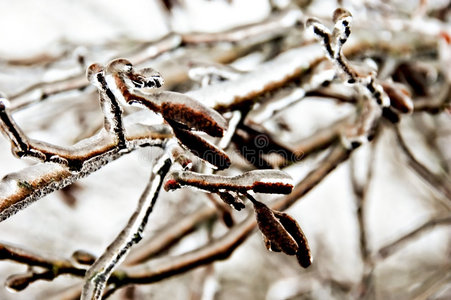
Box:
333, 8, 352, 23
0, 94, 10, 110
86, 63, 104, 83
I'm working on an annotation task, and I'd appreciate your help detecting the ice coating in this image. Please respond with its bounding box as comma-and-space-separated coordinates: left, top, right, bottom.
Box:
72, 250, 97, 265
186, 44, 324, 109
0, 123, 170, 222
0, 92, 10, 110
87, 66, 127, 146
81, 155, 172, 299
107, 58, 133, 74
102, 58, 227, 137
86, 63, 104, 88
5, 272, 34, 292
332, 8, 353, 56
0, 163, 72, 222
307, 8, 391, 108
164, 169, 293, 194
132, 67, 164, 89
0, 97, 31, 158
381, 81, 413, 113
106, 59, 164, 90
153, 91, 227, 137
188, 60, 244, 85
247, 65, 336, 124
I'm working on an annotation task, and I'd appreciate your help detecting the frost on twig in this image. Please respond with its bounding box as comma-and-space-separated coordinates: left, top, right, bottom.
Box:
164, 168, 312, 268
186, 43, 325, 110
306, 8, 416, 149
100, 58, 231, 169
0, 122, 171, 222
86, 63, 126, 148
164, 169, 293, 195
0, 85, 172, 222
0, 1, 448, 298
306, 8, 415, 117
7, 7, 304, 111
306, 9, 390, 107
0, 56, 233, 221
82, 152, 173, 300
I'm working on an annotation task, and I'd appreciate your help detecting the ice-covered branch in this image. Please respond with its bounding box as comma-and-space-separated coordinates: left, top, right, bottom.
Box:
164, 169, 293, 195
81, 151, 173, 300
102, 143, 352, 296
125, 206, 217, 266
0, 121, 171, 222
306, 9, 390, 108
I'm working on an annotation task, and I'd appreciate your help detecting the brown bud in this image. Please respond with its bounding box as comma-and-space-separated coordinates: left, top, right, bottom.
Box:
153, 91, 227, 137
169, 121, 231, 170
5, 272, 33, 292
274, 211, 312, 268
264, 236, 282, 252
333, 8, 352, 23
221, 210, 234, 228
381, 81, 413, 113
253, 200, 298, 256
72, 250, 96, 265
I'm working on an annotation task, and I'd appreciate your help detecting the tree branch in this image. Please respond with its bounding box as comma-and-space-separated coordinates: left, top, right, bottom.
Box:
394, 125, 451, 202
102, 143, 352, 296
81, 151, 173, 300
377, 215, 451, 259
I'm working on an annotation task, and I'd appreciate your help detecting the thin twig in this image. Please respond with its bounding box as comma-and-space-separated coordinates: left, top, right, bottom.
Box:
125, 206, 217, 266
0, 243, 85, 275
186, 44, 325, 110
289, 116, 350, 163
8, 8, 303, 111
81, 151, 173, 300
377, 215, 451, 260
0, 122, 171, 222
181, 8, 302, 44
394, 125, 451, 202
349, 136, 378, 299
0, 243, 86, 292
101, 143, 352, 296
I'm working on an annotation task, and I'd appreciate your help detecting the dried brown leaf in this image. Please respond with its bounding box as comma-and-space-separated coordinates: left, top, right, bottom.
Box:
274, 211, 312, 268
381, 81, 414, 113
252, 199, 298, 256
154, 91, 227, 137
168, 120, 231, 170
